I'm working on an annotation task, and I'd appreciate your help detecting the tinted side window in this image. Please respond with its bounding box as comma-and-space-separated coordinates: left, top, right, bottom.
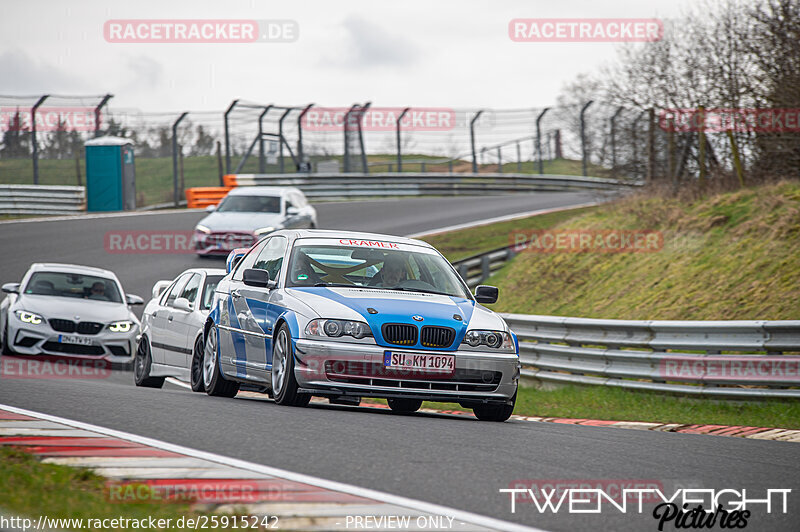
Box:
179, 274, 201, 305
232, 241, 268, 281
201, 275, 224, 310
253, 236, 288, 283
164, 274, 191, 306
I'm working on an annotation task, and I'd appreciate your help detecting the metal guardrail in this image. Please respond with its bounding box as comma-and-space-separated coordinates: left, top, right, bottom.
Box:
224, 172, 641, 200
0, 185, 86, 215
501, 314, 800, 398
452, 246, 515, 288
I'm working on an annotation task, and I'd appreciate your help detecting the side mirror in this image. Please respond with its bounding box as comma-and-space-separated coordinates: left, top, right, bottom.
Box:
243, 268, 273, 288
286, 206, 300, 216
152, 280, 171, 300
205, 205, 216, 213
2, 283, 20, 294
173, 297, 192, 311
226, 247, 249, 274
474, 285, 498, 305
126, 294, 145, 306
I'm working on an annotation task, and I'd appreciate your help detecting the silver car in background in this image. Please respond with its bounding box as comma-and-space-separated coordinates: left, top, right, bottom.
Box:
0, 263, 143, 363
193, 186, 317, 257
134, 268, 225, 390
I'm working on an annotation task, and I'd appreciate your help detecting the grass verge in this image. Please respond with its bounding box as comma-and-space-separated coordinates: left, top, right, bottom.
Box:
0, 446, 238, 531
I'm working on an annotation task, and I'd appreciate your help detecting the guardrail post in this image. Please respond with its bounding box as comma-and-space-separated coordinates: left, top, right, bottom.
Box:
31, 95, 49, 185
535, 108, 549, 174
396, 108, 410, 173
470, 110, 484, 173
258, 105, 273, 174
358, 102, 371, 174
457, 263, 468, 282
496, 147, 502, 173
94, 94, 112, 138
580, 101, 593, 177
480, 255, 491, 283
224, 100, 238, 175
610, 106, 623, 178
172, 112, 189, 207
297, 103, 314, 172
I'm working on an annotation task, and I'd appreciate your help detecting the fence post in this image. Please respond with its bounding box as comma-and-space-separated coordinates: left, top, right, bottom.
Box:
497, 146, 502, 173
666, 111, 676, 187
580, 101, 593, 177
536, 108, 549, 174
297, 103, 314, 172
554, 130, 562, 159
632, 110, 645, 180
470, 110, 484, 173
258, 105, 272, 174
647, 108, 655, 184
396, 108, 410, 173
94, 94, 112, 138
31, 95, 49, 185
224, 100, 238, 174
697, 106, 707, 186
216, 141, 224, 186
357, 102, 371, 174
343, 104, 359, 173
278, 108, 293, 173
516, 141, 522, 173
610, 106, 623, 178
172, 112, 189, 208
727, 131, 745, 188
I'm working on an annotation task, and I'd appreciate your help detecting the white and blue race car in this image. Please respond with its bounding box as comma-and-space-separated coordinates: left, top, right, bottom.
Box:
201, 230, 520, 421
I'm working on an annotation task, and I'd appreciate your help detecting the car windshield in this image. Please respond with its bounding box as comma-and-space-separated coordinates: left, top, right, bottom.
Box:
24, 272, 123, 303
216, 195, 281, 213
285, 242, 471, 299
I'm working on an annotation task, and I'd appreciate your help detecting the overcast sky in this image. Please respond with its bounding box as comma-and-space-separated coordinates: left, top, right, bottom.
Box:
1, 0, 703, 113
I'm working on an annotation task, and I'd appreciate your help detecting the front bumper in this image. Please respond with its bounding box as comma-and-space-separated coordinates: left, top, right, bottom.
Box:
8, 315, 138, 364
294, 338, 520, 405
195, 232, 256, 256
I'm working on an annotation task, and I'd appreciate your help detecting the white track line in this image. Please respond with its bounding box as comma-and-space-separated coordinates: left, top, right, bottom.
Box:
0, 403, 545, 532
0, 209, 203, 225
404, 202, 599, 239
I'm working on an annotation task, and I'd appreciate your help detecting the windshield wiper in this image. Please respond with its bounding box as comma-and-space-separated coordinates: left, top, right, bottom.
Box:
313, 282, 362, 288
377, 286, 453, 297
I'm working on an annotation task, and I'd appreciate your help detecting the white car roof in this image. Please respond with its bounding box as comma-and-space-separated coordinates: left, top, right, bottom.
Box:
179, 268, 226, 277
29, 263, 119, 278
290, 229, 435, 249
227, 186, 302, 197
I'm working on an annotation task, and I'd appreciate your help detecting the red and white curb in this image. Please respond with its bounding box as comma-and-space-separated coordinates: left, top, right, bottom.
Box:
0, 404, 542, 532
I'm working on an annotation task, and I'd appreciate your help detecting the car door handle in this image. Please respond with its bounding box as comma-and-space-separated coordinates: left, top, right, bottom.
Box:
231, 290, 241, 299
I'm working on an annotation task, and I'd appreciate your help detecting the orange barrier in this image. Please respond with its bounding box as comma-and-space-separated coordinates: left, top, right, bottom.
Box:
223, 174, 238, 187
185, 187, 233, 209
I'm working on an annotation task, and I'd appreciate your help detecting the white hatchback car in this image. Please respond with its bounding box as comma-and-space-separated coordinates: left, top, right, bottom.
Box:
0, 263, 143, 363
134, 268, 225, 390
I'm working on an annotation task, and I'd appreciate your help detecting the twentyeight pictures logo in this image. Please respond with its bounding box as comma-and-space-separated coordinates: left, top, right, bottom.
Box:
509, 18, 663, 42
104, 20, 298, 43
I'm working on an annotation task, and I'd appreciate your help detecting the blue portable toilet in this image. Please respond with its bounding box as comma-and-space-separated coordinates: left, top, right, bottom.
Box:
85, 136, 136, 212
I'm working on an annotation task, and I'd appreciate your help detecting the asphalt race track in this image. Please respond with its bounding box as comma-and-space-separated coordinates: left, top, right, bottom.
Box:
2, 193, 799, 531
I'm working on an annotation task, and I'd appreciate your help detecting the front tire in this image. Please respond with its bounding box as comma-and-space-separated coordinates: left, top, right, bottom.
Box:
133, 337, 165, 388
271, 324, 310, 407
203, 327, 239, 398
387, 398, 422, 414
473, 392, 516, 422
190, 335, 205, 392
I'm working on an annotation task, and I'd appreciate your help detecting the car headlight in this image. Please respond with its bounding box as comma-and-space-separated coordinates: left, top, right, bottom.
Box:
305, 319, 372, 340
462, 330, 514, 351
195, 225, 211, 234
108, 321, 134, 333
254, 226, 276, 236
15, 310, 43, 325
